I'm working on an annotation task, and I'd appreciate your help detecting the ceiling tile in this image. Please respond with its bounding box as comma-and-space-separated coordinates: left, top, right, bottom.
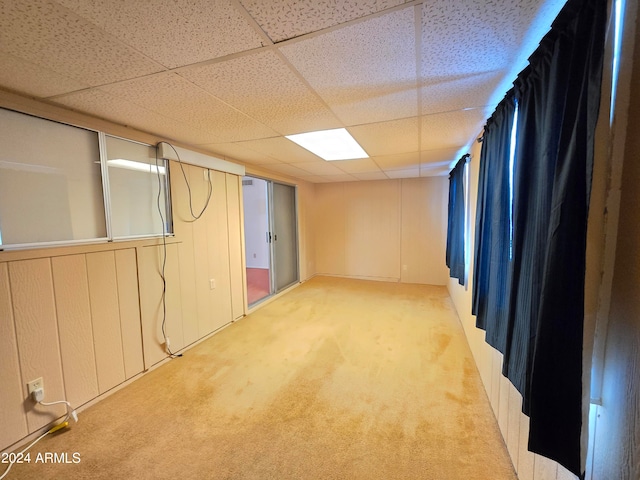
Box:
0, 0, 164, 87
231, 136, 323, 163
420, 0, 566, 109
280, 7, 418, 126
421, 109, 487, 151
318, 174, 359, 182
349, 117, 419, 157
420, 148, 462, 165
238, 0, 405, 43
55, 0, 264, 68
421, 0, 539, 78
296, 175, 327, 183
385, 168, 420, 179
329, 158, 382, 174
51, 88, 219, 145
352, 171, 389, 181
420, 164, 451, 177
0, 51, 88, 97
420, 71, 504, 115
291, 161, 346, 176
263, 163, 315, 178
96, 73, 277, 143
180, 50, 340, 136
199, 143, 282, 166
372, 152, 421, 171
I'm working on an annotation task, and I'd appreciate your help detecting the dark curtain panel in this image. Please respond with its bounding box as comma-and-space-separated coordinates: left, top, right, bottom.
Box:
446, 154, 468, 285
472, 0, 607, 476
525, 0, 607, 474
472, 97, 515, 354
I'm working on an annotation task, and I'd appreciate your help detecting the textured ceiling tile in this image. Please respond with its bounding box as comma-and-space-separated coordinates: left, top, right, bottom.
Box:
420, 0, 566, 111
231, 136, 323, 163
296, 175, 326, 183
349, 117, 419, 157
421, 0, 538, 79
318, 174, 359, 182
0, 51, 88, 97
329, 158, 381, 174
352, 171, 389, 181
239, 0, 405, 43
180, 50, 340, 136
421, 109, 487, 151
385, 168, 419, 179
420, 163, 451, 176
52, 88, 219, 144
420, 159, 453, 177
199, 143, 282, 166
420, 71, 504, 115
280, 7, 417, 126
55, 0, 264, 68
291, 161, 346, 176
0, 0, 164, 86
98, 73, 277, 143
264, 163, 315, 178
420, 148, 462, 165
372, 152, 421, 171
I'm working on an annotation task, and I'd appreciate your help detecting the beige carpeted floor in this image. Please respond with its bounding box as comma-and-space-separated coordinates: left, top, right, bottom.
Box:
6, 276, 517, 480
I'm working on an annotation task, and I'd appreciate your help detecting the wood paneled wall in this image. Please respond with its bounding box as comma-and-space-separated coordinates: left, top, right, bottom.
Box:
0, 250, 143, 449
314, 177, 448, 285
0, 92, 316, 455
590, 3, 640, 477
0, 163, 246, 452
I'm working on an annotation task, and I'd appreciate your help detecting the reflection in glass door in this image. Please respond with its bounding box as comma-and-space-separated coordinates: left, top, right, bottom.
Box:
272, 182, 298, 292
242, 177, 271, 305
242, 177, 298, 306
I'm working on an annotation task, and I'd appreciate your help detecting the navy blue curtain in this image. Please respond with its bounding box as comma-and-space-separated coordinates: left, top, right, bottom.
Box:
472, 0, 607, 476
446, 154, 468, 285
472, 97, 515, 354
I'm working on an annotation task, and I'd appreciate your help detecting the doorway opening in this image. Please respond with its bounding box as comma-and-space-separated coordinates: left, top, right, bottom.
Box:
242, 176, 299, 306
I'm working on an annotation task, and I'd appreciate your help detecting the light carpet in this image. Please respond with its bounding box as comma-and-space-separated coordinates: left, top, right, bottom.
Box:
7, 276, 517, 480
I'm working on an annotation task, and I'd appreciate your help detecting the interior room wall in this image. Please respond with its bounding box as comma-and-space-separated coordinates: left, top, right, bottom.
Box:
0, 91, 316, 454
590, 7, 640, 477
313, 177, 448, 285
242, 177, 270, 269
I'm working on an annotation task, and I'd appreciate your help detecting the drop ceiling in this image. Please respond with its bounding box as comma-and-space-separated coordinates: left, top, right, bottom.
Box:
0, 0, 566, 183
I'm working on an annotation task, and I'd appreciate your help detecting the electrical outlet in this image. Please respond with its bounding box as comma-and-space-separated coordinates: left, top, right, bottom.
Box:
27, 377, 43, 395
210, 278, 216, 289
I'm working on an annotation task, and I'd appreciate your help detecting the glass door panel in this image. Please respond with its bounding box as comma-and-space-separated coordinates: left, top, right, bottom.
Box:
272, 182, 299, 292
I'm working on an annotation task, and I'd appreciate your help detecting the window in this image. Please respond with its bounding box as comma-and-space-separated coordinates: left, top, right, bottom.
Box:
610, 0, 624, 125
0, 108, 106, 247
0, 108, 172, 249
508, 102, 519, 260
105, 135, 171, 239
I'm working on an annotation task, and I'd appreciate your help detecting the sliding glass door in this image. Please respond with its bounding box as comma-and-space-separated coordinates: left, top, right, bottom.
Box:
242, 177, 298, 306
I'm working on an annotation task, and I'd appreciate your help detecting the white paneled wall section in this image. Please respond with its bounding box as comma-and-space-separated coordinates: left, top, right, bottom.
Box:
0, 161, 247, 453
314, 177, 449, 285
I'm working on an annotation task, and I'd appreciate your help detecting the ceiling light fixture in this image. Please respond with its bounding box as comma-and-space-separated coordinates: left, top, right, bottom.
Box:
285, 128, 368, 161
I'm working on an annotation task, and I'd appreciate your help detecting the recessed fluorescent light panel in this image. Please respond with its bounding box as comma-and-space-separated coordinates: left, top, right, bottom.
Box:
286, 128, 368, 161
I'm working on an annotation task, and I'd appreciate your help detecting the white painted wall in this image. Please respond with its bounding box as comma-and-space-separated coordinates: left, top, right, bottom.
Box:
314, 178, 449, 285
242, 177, 270, 269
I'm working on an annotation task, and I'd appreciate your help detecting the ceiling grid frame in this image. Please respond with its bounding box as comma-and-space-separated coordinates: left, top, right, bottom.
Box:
0, 0, 569, 183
